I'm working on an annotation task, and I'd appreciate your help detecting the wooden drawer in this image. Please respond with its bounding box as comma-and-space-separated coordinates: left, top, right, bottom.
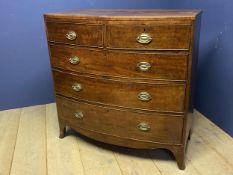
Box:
106, 24, 191, 50
53, 70, 186, 112
107, 50, 188, 80
46, 22, 103, 47
49, 44, 188, 81
56, 96, 183, 144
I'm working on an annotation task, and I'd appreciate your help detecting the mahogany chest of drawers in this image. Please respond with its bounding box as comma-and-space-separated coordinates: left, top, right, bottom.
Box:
44, 10, 201, 170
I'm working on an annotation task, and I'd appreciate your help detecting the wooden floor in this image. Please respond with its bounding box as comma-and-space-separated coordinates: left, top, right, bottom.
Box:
0, 103, 233, 175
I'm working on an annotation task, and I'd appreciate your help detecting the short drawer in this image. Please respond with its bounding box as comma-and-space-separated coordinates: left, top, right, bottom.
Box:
56, 96, 183, 144
46, 22, 103, 47
106, 24, 191, 50
49, 44, 188, 81
53, 70, 186, 112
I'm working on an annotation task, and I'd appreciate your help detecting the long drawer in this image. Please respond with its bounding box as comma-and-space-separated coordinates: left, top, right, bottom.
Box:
49, 44, 188, 81
53, 70, 186, 112
106, 24, 191, 50
56, 95, 183, 144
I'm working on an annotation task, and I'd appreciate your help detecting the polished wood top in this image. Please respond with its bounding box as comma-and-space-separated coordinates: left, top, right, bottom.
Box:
44, 9, 201, 21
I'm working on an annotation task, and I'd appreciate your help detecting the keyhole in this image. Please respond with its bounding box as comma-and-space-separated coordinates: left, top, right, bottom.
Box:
143, 28, 146, 32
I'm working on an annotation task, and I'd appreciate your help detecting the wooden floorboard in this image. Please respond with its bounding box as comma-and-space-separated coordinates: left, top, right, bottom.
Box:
0, 109, 21, 175
0, 104, 232, 175
148, 149, 202, 175
113, 147, 161, 175
10, 105, 47, 175
193, 110, 233, 167
185, 110, 233, 175
75, 134, 123, 175
186, 132, 233, 175
46, 103, 85, 175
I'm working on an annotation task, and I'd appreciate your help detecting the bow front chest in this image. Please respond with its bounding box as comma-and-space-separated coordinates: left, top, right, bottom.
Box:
44, 10, 201, 170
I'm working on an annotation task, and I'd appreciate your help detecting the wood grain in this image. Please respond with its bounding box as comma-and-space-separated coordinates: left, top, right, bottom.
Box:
193, 110, 233, 167
44, 9, 201, 22
49, 44, 188, 81
46, 22, 103, 47
0, 104, 233, 174
0, 109, 21, 175
186, 133, 233, 175
75, 134, 123, 175
106, 24, 191, 50
10, 105, 47, 175
53, 70, 186, 112
44, 9, 202, 169
113, 148, 161, 175
148, 149, 202, 175
46, 103, 85, 175
56, 96, 183, 145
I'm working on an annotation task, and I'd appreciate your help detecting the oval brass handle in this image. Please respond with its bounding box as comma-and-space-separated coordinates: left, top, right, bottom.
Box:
74, 111, 84, 119
66, 31, 77, 40
72, 83, 82, 92
138, 122, 150, 131
138, 92, 151, 102
69, 56, 80, 65
136, 33, 152, 44
137, 62, 151, 71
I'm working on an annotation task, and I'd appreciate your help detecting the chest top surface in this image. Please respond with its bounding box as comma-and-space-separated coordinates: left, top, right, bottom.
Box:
44, 9, 201, 21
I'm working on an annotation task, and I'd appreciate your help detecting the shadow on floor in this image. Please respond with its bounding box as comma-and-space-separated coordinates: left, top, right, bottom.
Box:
66, 127, 176, 162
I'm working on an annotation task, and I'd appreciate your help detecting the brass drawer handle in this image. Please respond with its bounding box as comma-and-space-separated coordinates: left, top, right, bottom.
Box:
74, 111, 84, 119
72, 83, 82, 92
138, 122, 150, 131
69, 56, 80, 65
138, 92, 151, 102
66, 31, 77, 40
137, 62, 151, 71
136, 33, 152, 44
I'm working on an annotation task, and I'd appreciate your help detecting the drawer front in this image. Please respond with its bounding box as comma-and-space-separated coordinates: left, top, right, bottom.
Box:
56, 96, 183, 144
46, 22, 103, 47
107, 51, 188, 80
106, 24, 191, 50
53, 70, 186, 112
49, 44, 188, 80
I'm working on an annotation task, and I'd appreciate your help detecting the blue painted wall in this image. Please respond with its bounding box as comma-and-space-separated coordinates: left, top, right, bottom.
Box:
0, 0, 232, 136
159, 0, 233, 137
0, 0, 170, 110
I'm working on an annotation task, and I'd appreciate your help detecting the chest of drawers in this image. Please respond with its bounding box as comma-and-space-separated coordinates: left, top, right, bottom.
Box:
44, 10, 201, 170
